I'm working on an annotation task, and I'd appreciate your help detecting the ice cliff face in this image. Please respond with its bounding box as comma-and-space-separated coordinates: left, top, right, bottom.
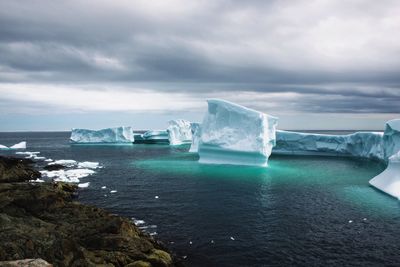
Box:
189, 123, 201, 153
382, 119, 400, 159
369, 119, 400, 198
167, 119, 193, 145
197, 99, 278, 166
70, 127, 134, 144
274, 130, 384, 160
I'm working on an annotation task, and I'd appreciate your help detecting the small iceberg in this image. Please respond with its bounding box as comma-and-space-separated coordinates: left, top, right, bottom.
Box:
167, 119, 193, 145
0, 141, 27, 150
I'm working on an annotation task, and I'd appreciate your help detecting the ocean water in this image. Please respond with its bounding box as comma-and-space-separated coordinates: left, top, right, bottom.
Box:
1, 131, 400, 266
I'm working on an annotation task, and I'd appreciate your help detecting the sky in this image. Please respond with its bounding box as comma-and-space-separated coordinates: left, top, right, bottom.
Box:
0, 0, 399, 131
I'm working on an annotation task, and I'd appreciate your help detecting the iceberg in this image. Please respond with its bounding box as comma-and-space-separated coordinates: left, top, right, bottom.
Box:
142, 130, 169, 144
9, 141, 26, 149
0, 141, 27, 150
273, 130, 384, 160
369, 151, 400, 198
167, 119, 193, 145
197, 99, 278, 166
369, 119, 400, 198
382, 119, 400, 159
70, 127, 134, 144
189, 123, 201, 153
0, 144, 8, 150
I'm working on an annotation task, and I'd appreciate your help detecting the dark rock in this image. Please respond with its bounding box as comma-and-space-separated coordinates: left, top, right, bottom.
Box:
43, 164, 64, 171
0, 258, 52, 267
0, 157, 183, 267
0, 156, 40, 183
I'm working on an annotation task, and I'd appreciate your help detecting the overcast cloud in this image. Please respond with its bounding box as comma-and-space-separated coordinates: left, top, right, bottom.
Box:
0, 0, 400, 130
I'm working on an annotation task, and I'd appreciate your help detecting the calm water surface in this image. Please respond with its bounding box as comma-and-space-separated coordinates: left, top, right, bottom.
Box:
0, 131, 398, 267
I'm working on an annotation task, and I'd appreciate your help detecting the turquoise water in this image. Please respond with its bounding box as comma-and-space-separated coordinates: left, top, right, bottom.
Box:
1, 132, 400, 266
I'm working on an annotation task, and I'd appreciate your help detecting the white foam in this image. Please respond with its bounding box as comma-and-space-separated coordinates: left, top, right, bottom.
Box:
110, 190, 117, 193
101, 186, 107, 189
78, 182, 90, 188
44, 158, 53, 162
0, 144, 8, 149
29, 178, 45, 183
133, 219, 145, 226
40, 168, 95, 183
48, 159, 77, 167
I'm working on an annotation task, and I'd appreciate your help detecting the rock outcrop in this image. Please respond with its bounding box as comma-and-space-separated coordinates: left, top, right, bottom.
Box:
0, 156, 181, 267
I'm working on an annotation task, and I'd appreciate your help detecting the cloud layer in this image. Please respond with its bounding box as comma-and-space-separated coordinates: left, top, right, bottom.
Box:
0, 0, 400, 122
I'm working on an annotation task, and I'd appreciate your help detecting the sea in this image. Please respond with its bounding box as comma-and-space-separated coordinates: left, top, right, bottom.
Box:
1, 131, 399, 267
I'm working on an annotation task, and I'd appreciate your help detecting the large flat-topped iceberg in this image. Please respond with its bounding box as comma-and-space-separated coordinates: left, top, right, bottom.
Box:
274, 130, 384, 160
167, 119, 193, 145
198, 99, 278, 166
70, 127, 134, 144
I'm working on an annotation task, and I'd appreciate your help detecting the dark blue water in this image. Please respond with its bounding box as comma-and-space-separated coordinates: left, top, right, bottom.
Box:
1, 131, 399, 266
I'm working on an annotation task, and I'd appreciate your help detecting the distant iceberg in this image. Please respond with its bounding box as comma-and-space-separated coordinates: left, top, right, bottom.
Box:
142, 130, 169, 144
197, 99, 278, 167
167, 119, 193, 145
274, 130, 384, 160
70, 127, 134, 144
0, 141, 27, 150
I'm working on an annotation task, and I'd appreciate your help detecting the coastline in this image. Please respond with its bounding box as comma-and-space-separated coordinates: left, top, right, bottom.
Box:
0, 156, 183, 267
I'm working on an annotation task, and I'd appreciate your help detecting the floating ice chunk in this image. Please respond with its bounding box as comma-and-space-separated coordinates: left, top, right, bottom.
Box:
110, 190, 117, 193
189, 241, 192, 245
78, 182, 90, 188
142, 130, 169, 144
29, 178, 45, 183
198, 99, 278, 166
70, 126, 134, 144
230, 236, 235, 240
167, 119, 193, 145
133, 219, 145, 226
101, 186, 107, 189
211, 240, 214, 244
49, 159, 77, 167
274, 130, 384, 160
33, 156, 46, 160
78, 161, 100, 169
348, 220, 353, 223
9, 141, 26, 149
155, 195, 159, 199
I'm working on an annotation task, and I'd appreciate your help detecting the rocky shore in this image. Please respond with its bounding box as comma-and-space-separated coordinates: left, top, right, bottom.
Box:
0, 156, 182, 267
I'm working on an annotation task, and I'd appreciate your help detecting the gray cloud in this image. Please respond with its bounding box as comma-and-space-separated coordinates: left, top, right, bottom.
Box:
0, 0, 400, 115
